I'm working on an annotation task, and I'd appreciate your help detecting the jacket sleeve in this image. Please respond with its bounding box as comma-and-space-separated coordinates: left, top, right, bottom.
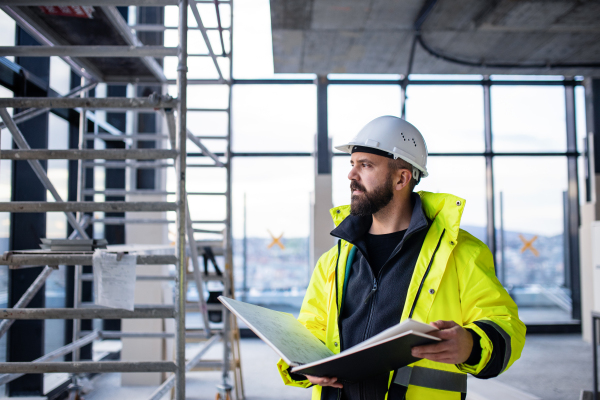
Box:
276, 250, 333, 387
454, 233, 526, 378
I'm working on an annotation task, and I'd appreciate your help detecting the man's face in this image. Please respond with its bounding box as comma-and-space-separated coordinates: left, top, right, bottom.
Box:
348, 152, 394, 217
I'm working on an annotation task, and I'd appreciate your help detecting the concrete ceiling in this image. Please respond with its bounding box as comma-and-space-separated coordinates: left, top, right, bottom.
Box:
270, 0, 600, 76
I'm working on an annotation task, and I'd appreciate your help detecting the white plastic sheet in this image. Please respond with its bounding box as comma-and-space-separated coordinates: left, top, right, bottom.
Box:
93, 250, 137, 311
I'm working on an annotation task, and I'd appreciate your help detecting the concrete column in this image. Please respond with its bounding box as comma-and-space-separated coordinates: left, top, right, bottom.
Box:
310, 76, 335, 269
581, 77, 600, 342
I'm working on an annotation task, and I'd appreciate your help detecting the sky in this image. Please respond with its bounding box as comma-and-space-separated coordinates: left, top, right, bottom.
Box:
0, 3, 589, 242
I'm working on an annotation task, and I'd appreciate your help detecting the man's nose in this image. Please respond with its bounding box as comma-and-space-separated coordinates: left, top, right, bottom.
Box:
348, 166, 358, 181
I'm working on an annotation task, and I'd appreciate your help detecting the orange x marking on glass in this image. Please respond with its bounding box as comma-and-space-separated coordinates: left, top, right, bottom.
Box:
519, 234, 539, 257
267, 230, 285, 250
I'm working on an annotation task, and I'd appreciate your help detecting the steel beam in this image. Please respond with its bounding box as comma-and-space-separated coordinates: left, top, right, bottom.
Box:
0, 96, 177, 109
0, 201, 177, 212
0, 149, 177, 160
0, 46, 177, 58
0, 306, 175, 319
0, 361, 176, 374
565, 82, 581, 320
483, 79, 497, 260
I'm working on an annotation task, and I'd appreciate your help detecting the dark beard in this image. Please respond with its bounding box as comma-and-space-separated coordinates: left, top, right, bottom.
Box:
350, 173, 394, 217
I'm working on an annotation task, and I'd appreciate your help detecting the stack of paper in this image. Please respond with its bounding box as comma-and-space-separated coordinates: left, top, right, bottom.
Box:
40, 238, 108, 251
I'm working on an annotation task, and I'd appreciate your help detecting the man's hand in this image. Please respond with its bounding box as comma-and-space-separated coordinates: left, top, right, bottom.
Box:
305, 375, 343, 389
411, 320, 473, 364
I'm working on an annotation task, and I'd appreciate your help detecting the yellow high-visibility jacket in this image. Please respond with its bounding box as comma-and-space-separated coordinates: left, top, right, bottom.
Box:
277, 191, 526, 400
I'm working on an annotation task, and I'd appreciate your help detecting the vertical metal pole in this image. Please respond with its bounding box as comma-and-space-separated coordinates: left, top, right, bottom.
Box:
483, 77, 497, 262
73, 75, 87, 362
499, 191, 505, 285
175, 0, 188, 398
562, 190, 571, 290
243, 192, 247, 301
565, 81, 581, 320
594, 315, 598, 400
222, 0, 234, 389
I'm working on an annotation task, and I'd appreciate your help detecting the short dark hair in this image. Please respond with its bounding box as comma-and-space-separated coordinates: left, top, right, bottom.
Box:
388, 158, 418, 192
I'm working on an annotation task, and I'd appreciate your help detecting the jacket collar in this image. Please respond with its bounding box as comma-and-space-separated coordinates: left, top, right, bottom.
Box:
329, 191, 466, 242
330, 193, 428, 244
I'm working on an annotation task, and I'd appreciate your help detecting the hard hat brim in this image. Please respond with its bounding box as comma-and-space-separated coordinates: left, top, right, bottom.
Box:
335, 142, 429, 178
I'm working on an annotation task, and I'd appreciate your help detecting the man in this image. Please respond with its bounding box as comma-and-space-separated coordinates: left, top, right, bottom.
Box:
276, 116, 526, 400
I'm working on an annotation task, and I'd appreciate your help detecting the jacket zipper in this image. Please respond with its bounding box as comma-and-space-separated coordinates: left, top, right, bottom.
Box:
408, 229, 445, 318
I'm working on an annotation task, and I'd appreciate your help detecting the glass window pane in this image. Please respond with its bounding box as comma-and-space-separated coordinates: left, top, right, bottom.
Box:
232, 157, 313, 310
405, 85, 485, 153
492, 86, 566, 152
419, 157, 487, 243
333, 155, 487, 243
329, 85, 401, 149
494, 157, 570, 323
232, 85, 316, 152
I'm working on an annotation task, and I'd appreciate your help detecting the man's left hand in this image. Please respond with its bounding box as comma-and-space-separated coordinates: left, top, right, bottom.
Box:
410, 320, 473, 364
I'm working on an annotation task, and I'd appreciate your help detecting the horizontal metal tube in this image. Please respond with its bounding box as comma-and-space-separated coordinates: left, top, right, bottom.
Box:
91, 218, 174, 225
0, 361, 176, 374
192, 220, 226, 224
84, 161, 173, 168
82, 330, 221, 339
0, 81, 98, 131
133, 25, 231, 32
0, 306, 175, 319
1, 254, 177, 267
0, 97, 177, 109
0, 201, 178, 212
84, 133, 170, 141
0, 46, 178, 58
0, 0, 180, 4
0, 149, 177, 160
84, 189, 172, 195
193, 229, 223, 234
0, 331, 100, 386
187, 192, 226, 196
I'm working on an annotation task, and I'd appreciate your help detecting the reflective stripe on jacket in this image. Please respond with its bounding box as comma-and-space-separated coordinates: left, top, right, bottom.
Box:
276, 191, 526, 400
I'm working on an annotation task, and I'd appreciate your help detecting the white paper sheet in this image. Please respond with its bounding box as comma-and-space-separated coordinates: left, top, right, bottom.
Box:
93, 250, 137, 311
219, 297, 334, 366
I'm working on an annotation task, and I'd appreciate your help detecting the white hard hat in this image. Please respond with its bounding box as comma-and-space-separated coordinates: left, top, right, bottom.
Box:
335, 115, 429, 179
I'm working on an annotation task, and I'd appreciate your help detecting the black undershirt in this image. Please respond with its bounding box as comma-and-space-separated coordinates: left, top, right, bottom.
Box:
364, 229, 407, 276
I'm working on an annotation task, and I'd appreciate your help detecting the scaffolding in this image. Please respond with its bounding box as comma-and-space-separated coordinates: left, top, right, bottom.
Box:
0, 0, 240, 399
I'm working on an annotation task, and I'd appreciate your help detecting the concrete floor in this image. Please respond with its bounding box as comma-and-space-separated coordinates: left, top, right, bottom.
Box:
81, 334, 592, 400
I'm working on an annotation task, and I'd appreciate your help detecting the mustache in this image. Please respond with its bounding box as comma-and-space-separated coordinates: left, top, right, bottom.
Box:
350, 181, 366, 192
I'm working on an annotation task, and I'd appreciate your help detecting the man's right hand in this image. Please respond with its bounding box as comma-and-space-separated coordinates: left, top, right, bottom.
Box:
305, 375, 343, 388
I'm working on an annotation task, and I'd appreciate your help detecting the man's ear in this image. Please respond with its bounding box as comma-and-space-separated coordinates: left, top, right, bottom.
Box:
394, 169, 413, 191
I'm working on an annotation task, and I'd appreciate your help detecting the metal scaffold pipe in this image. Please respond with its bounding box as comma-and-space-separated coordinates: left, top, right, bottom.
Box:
0, 201, 178, 213
0, 46, 178, 58
0, 361, 177, 374
0, 96, 178, 109
0, 306, 176, 319
0, 149, 178, 160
